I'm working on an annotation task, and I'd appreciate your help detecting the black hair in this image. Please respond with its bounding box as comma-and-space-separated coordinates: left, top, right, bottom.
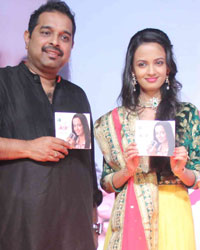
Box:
153, 121, 175, 155
72, 113, 91, 149
118, 28, 182, 177
118, 28, 182, 118
28, 1, 76, 41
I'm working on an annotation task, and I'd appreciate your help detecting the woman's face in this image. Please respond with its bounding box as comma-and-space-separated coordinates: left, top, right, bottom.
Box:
133, 42, 168, 95
73, 117, 84, 136
155, 125, 167, 144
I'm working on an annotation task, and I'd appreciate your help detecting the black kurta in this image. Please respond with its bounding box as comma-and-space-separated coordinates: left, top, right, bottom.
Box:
0, 62, 96, 250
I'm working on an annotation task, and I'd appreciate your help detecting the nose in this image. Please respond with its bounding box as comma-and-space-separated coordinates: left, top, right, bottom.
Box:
147, 64, 156, 76
49, 34, 60, 47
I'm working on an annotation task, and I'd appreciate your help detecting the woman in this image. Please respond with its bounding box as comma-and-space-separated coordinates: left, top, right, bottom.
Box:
149, 121, 175, 156
72, 113, 91, 149
94, 28, 200, 250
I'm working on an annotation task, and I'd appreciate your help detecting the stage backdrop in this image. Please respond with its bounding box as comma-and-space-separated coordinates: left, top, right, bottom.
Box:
1, 0, 200, 249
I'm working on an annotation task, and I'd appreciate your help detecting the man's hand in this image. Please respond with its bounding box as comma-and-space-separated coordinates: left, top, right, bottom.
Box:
27, 136, 71, 162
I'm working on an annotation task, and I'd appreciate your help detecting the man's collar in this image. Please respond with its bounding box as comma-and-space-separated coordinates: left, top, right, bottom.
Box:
20, 61, 62, 84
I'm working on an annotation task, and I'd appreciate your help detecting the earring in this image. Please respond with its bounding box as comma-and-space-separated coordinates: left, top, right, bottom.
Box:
166, 76, 170, 90
131, 73, 137, 92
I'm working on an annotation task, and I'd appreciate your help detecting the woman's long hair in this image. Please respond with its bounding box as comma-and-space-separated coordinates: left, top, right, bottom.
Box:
72, 113, 91, 148
118, 28, 182, 177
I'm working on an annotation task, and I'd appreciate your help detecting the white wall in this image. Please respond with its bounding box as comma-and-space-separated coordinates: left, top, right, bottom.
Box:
1, 0, 200, 249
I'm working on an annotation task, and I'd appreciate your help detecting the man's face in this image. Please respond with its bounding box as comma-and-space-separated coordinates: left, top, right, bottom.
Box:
24, 11, 73, 74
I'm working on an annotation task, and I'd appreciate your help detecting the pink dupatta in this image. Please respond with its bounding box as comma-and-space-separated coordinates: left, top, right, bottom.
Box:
112, 108, 148, 250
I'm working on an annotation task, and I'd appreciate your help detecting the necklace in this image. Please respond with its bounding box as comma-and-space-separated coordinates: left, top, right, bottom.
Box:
138, 97, 161, 110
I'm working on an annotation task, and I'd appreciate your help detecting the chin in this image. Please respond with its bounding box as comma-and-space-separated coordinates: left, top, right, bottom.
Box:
41, 59, 63, 68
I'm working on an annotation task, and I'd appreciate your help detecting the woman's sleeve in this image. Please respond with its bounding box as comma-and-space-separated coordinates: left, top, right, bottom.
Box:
184, 104, 200, 188
100, 158, 124, 193
94, 112, 125, 193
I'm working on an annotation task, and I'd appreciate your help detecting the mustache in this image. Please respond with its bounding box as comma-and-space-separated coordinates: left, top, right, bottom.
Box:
42, 45, 64, 57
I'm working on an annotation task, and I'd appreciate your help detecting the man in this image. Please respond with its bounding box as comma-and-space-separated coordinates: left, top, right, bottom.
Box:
0, 2, 101, 250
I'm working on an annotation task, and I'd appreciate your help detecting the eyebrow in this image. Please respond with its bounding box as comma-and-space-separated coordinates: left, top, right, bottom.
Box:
154, 57, 165, 60
40, 25, 72, 37
135, 57, 165, 62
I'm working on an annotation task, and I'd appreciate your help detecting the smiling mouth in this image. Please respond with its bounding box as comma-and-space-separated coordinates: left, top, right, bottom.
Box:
145, 77, 158, 83
46, 50, 62, 59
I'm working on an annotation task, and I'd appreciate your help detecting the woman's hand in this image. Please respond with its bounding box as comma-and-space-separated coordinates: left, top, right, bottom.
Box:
111, 143, 140, 191
170, 146, 188, 177
123, 142, 139, 177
